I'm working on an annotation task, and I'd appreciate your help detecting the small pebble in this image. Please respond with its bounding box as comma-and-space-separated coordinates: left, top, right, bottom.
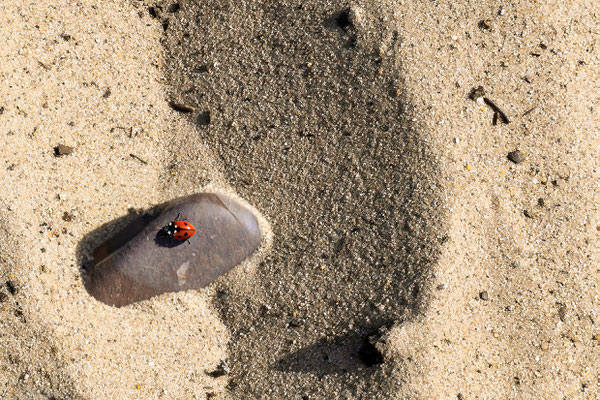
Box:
54, 144, 74, 156
5, 280, 17, 295
478, 20, 491, 31
167, 3, 180, 13
507, 150, 524, 164
523, 209, 534, 219
479, 291, 489, 300
537, 198, 545, 207
197, 111, 211, 126
62, 211, 74, 221
469, 86, 485, 100
540, 342, 549, 351
592, 334, 600, 341
168, 101, 194, 113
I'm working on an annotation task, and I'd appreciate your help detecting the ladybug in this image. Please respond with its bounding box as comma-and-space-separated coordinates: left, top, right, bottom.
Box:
162, 213, 196, 241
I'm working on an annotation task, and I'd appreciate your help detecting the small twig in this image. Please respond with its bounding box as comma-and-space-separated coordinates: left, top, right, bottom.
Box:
129, 154, 148, 165
522, 107, 536, 117
168, 101, 194, 113
483, 97, 510, 124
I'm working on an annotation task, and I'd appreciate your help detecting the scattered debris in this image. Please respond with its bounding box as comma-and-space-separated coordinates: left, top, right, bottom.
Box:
507, 150, 524, 164
167, 3, 180, 13
558, 305, 567, 322
469, 86, 485, 100
483, 97, 510, 124
54, 144, 74, 156
148, 6, 160, 18
130, 154, 148, 165
102, 88, 111, 98
5, 280, 17, 295
38, 61, 51, 70
197, 111, 211, 126
479, 291, 489, 300
523, 209, 534, 219
194, 64, 210, 74
168, 101, 194, 113
62, 211, 74, 221
207, 360, 230, 377
60, 33, 72, 41
522, 107, 536, 117
478, 20, 491, 31
469, 87, 509, 124
537, 198, 545, 207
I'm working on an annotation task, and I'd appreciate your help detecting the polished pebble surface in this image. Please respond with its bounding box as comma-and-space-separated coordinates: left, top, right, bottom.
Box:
86, 193, 262, 307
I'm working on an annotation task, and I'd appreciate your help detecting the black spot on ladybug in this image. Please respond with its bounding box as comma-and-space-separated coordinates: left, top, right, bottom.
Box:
183, 222, 188, 225
184, 232, 188, 237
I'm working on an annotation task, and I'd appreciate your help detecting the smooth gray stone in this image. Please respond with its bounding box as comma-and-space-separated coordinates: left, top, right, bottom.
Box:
86, 193, 262, 307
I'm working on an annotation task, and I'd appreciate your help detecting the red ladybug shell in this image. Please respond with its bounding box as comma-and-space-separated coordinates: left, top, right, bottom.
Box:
172, 220, 196, 240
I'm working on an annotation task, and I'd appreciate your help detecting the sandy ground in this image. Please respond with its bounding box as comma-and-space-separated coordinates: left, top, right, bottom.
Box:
0, 0, 598, 399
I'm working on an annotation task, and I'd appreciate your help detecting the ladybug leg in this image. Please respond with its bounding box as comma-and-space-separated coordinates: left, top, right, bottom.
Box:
175, 212, 181, 221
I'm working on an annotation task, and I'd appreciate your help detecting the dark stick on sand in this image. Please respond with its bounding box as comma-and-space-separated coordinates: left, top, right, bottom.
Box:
483, 97, 510, 124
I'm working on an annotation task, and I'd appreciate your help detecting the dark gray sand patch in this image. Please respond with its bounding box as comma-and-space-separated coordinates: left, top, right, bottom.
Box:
159, 1, 449, 398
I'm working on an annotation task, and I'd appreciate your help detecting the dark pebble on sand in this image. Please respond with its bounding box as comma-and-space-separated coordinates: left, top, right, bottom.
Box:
537, 198, 545, 207
196, 111, 211, 126
54, 144, 74, 156
86, 193, 262, 307
479, 291, 489, 300
523, 209, 534, 218
5, 280, 17, 295
507, 150, 524, 164
168, 101, 194, 113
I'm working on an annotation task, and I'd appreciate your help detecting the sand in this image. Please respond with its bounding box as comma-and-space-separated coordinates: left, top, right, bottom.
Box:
0, 0, 598, 399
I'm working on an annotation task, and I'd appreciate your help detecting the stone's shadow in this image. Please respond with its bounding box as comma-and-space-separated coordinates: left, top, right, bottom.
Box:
76, 207, 164, 272
156, 0, 447, 396
275, 320, 394, 375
